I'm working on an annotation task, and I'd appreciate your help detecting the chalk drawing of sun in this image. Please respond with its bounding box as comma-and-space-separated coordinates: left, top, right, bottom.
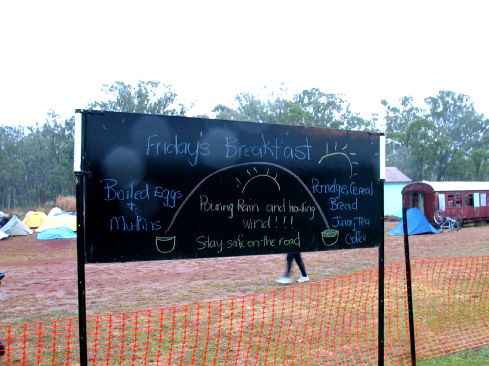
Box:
235, 166, 281, 194
318, 142, 359, 179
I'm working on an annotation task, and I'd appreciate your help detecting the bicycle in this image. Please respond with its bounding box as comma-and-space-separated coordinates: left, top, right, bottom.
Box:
433, 210, 462, 232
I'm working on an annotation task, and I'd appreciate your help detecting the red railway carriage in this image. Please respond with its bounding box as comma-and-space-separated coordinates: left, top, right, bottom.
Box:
402, 181, 489, 225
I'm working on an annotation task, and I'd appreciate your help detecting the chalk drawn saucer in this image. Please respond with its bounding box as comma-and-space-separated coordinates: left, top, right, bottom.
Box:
321, 229, 339, 247
155, 236, 176, 254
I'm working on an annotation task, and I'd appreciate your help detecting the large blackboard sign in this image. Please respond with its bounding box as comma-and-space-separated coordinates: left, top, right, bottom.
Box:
76, 110, 383, 263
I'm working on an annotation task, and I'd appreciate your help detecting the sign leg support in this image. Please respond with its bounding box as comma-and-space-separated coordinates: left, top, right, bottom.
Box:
76, 172, 88, 366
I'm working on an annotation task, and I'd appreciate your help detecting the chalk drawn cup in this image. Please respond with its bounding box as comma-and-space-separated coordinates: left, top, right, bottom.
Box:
321, 229, 339, 247
155, 236, 176, 254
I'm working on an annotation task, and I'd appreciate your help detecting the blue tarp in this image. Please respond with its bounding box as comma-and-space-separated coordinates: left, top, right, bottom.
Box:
37, 227, 77, 240
387, 208, 440, 236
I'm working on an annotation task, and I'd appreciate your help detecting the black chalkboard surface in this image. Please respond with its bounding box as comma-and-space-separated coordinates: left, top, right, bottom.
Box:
76, 110, 382, 263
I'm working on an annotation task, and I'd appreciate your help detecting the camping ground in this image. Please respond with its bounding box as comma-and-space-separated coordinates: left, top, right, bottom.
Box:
1, 222, 489, 324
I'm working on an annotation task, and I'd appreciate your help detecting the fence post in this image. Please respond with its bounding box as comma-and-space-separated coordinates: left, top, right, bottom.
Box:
402, 207, 417, 365
378, 178, 385, 366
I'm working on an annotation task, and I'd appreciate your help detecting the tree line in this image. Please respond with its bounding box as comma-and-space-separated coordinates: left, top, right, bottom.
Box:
0, 111, 75, 209
1, 81, 488, 209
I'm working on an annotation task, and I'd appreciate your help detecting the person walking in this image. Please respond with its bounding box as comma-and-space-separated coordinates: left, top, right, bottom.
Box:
276, 252, 309, 284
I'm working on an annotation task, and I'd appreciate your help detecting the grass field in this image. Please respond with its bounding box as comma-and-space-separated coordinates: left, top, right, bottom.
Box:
418, 345, 489, 365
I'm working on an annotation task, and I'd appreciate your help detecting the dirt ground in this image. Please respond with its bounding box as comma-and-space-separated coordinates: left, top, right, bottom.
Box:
1, 223, 488, 324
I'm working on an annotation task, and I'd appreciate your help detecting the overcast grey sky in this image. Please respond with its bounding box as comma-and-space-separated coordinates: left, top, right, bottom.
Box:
1, 0, 488, 126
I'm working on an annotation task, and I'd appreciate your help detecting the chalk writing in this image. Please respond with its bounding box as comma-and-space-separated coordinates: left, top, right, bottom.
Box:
225, 134, 312, 161
198, 193, 316, 232
153, 186, 183, 208
311, 178, 374, 199
165, 162, 330, 233
145, 133, 211, 167
237, 199, 259, 213
242, 216, 270, 229
102, 179, 150, 201
288, 201, 315, 220
331, 216, 371, 228
329, 197, 358, 211
266, 200, 286, 213
322, 229, 340, 246
237, 167, 280, 193
318, 141, 359, 178
195, 232, 302, 254
101, 179, 182, 208
109, 215, 161, 232
345, 229, 367, 245
155, 236, 176, 254
199, 194, 234, 219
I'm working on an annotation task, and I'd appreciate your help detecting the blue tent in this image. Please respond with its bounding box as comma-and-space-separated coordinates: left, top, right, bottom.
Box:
387, 208, 440, 235
37, 227, 77, 240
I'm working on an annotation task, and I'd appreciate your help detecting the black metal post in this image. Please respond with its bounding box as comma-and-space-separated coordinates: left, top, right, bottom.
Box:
76, 172, 88, 366
402, 207, 417, 365
378, 179, 385, 366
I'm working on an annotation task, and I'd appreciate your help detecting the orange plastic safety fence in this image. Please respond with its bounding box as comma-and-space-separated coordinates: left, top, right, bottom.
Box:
0, 256, 488, 365
383, 256, 489, 364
